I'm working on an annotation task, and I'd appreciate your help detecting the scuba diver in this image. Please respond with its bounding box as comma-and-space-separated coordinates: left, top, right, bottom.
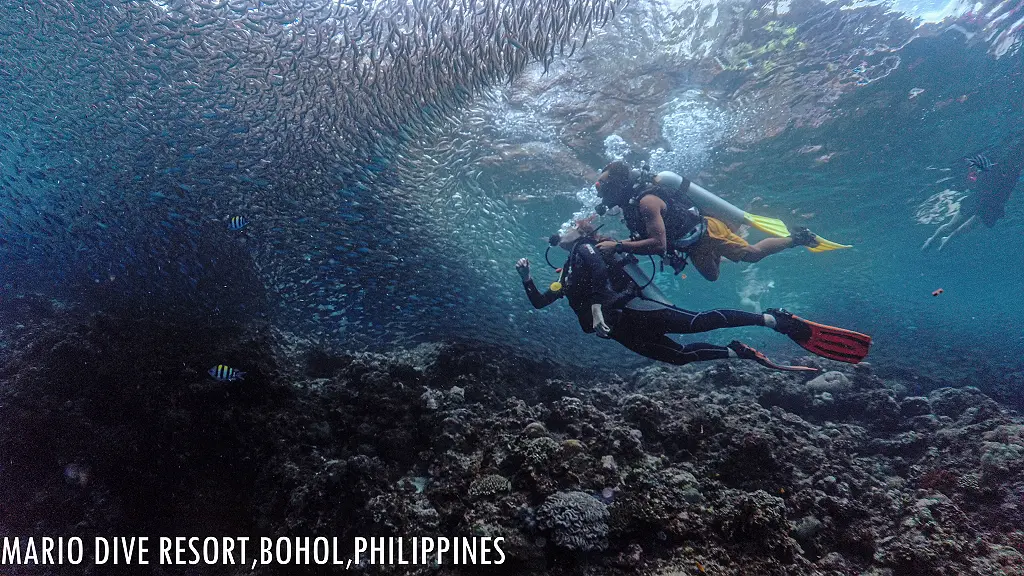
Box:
516, 218, 872, 370
922, 134, 1024, 252
590, 160, 847, 281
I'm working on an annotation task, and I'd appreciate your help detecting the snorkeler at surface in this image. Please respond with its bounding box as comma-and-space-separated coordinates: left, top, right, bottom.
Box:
922, 134, 1024, 252
590, 160, 825, 281
515, 218, 872, 370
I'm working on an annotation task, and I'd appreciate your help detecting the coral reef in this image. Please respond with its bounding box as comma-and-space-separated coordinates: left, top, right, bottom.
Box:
3, 295, 1024, 575
536, 491, 611, 552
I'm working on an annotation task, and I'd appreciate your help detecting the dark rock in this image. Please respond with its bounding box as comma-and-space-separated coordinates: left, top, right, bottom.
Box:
620, 394, 667, 437
718, 489, 796, 561
523, 421, 549, 438
900, 396, 932, 417
792, 515, 824, 543
862, 390, 902, 431
929, 386, 996, 419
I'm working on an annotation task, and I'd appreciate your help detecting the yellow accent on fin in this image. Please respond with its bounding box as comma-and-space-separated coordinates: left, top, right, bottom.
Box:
806, 236, 851, 252
743, 212, 851, 252
744, 212, 791, 238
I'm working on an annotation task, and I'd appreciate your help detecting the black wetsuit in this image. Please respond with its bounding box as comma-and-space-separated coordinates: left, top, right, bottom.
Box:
963, 145, 1024, 227
522, 240, 767, 365
523, 240, 634, 334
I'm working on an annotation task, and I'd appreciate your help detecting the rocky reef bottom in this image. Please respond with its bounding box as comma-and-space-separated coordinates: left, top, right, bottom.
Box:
2, 295, 1024, 575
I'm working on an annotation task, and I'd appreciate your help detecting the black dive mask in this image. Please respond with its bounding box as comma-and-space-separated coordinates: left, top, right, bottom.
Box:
595, 176, 631, 215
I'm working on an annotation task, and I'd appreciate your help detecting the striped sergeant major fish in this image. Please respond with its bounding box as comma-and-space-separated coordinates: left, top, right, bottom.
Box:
966, 154, 995, 171
209, 364, 245, 381
228, 215, 248, 230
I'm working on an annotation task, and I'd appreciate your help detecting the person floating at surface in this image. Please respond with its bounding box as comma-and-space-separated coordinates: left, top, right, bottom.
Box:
515, 218, 871, 369
922, 135, 1024, 252
590, 160, 826, 281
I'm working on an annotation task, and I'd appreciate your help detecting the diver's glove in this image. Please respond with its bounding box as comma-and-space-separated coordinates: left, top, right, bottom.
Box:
592, 304, 612, 339
516, 258, 532, 283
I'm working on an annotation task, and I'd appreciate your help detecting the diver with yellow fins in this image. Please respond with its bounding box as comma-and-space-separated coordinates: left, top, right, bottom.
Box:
591, 160, 849, 281
516, 159, 871, 366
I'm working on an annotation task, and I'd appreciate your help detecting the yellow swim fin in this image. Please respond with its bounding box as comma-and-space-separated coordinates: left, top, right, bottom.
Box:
806, 236, 851, 252
743, 212, 852, 252
743, 212, 791, 238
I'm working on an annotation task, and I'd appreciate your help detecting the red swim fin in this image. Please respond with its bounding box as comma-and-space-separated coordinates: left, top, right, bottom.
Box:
768, 309, 872, 364
728, 341, 820, 373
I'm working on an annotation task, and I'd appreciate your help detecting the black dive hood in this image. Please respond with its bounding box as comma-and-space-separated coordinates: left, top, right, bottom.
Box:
595, 163, 652, 215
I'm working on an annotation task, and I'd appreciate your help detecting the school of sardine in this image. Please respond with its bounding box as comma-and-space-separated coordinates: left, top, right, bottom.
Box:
0, 0, 626, 347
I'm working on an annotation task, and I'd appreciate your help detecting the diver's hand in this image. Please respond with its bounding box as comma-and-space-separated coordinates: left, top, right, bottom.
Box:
596, 240, 618, 256
516, 258, 532, 282
591, 304, 612, 338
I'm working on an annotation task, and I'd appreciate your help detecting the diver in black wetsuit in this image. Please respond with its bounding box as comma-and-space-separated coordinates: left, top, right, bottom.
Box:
922, 133, 1024, 252
515, 218, 824, 371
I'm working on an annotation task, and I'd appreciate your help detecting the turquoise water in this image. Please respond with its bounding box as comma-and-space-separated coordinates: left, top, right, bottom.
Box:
0, 0, 1022, 379
501, 34, 1024, 373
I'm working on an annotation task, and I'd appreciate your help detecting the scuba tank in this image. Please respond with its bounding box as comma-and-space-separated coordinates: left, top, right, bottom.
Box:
653, 170, 685, 189
649, 170, 705, 250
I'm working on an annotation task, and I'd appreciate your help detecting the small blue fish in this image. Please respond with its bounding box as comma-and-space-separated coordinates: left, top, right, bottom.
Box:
209, 364, 245, 381
228, 216, 248, 231
966, 154, 995, 171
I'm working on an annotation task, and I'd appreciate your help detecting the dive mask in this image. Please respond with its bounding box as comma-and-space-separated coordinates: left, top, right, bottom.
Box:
556, 228, 581, 246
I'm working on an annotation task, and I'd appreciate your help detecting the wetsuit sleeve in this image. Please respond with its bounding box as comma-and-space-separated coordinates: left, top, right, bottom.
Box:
522, 278, 560, 309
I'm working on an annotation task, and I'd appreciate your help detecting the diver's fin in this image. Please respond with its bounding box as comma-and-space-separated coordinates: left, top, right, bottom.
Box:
727, 341, 820, 373
743, 212, 852, 252
806, 236, 852, 253
744, 212, 792, 238
767, 309, 872, 364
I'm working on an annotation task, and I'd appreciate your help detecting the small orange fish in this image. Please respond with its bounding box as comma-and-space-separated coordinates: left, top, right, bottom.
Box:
696, 561, 706, 574
932, 288, 944, 297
